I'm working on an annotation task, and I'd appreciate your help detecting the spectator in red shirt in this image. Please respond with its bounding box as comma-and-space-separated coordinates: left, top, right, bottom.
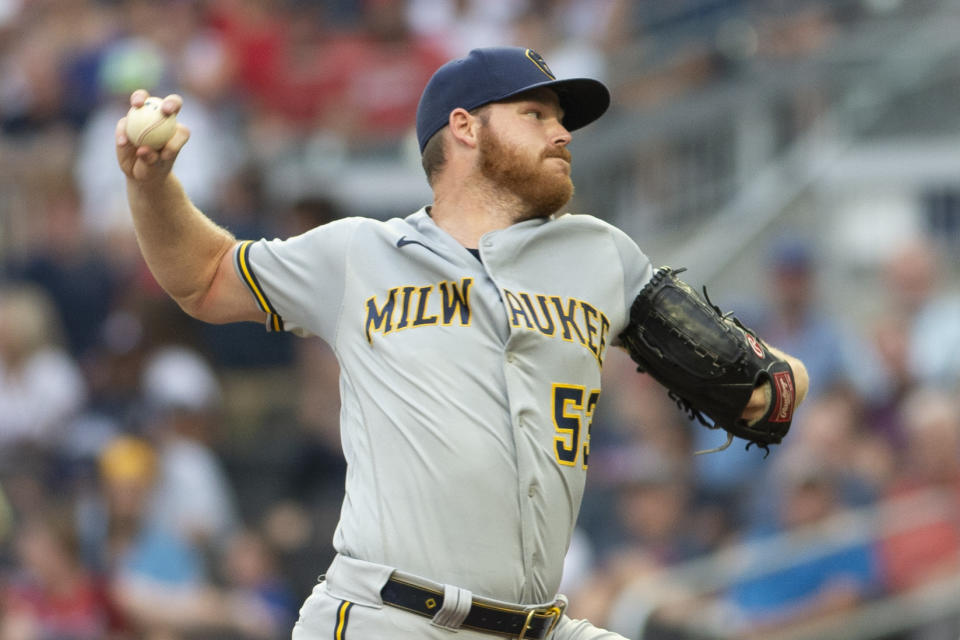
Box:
319, 0, 449, 149
1, 509, 127, 640
878, 388, 960, 593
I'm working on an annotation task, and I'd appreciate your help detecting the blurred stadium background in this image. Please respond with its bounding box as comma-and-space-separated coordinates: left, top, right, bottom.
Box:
1, 0, 960, 638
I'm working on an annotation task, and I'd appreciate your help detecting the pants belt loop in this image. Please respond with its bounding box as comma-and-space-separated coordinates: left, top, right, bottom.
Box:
431, 584, 473, 631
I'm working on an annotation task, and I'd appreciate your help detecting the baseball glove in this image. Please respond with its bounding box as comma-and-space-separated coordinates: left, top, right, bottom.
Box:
619, 267, 796, 455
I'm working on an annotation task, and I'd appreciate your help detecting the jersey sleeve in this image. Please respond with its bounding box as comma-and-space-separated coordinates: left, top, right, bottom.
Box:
609, 225, 653, 312
233, 217, 362, 340
604, 224, 653, 346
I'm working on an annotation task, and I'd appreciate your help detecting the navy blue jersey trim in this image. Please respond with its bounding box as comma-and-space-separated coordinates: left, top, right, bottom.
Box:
236, 240, 285, 332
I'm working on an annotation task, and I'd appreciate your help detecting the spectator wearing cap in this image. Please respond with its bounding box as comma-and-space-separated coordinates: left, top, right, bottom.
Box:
695, 237, 888, 531
92, 434, 278, 637
76, 34, 237, 242
754, 237, 887, 403
88, 435, 207, 630
140, 345, 239, 552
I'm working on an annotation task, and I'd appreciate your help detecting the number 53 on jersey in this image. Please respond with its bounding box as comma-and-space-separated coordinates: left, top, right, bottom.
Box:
552, 384, 600, 469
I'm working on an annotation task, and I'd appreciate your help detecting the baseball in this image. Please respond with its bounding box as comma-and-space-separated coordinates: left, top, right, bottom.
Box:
125, 96, 177, 150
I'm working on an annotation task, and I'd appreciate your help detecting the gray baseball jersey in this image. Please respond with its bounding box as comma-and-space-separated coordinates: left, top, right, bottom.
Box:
235, 208, 652, 605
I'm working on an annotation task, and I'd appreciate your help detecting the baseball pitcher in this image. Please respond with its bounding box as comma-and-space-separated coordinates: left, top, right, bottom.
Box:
116, 47, 808, 640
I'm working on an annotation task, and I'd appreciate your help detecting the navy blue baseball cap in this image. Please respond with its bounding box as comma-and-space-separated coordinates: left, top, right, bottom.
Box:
415, 47, 611, 152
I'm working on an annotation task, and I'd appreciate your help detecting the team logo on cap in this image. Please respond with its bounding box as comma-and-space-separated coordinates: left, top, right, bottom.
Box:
525, 49, 556, 79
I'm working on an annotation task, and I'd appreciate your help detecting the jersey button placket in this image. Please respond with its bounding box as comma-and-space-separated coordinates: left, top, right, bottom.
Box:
480, 237, 494, 264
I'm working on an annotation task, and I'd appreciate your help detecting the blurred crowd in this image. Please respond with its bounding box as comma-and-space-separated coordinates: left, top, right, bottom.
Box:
1, 0, 959, 639
572, 233, 960, 639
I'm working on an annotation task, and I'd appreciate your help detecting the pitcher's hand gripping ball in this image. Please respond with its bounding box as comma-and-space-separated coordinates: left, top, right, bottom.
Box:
125, 96, 177, 150
619, 267, 796, 455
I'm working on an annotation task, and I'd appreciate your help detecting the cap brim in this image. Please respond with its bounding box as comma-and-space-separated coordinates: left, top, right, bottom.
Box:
505, 77, 610, 132
552, 78, 611, 132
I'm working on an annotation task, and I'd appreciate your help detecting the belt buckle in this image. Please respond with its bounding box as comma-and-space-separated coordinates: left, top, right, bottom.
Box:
518, 601, 566, 640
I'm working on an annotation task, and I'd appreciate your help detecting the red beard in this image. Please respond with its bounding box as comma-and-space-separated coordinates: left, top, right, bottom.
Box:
478, 128, 574, 220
